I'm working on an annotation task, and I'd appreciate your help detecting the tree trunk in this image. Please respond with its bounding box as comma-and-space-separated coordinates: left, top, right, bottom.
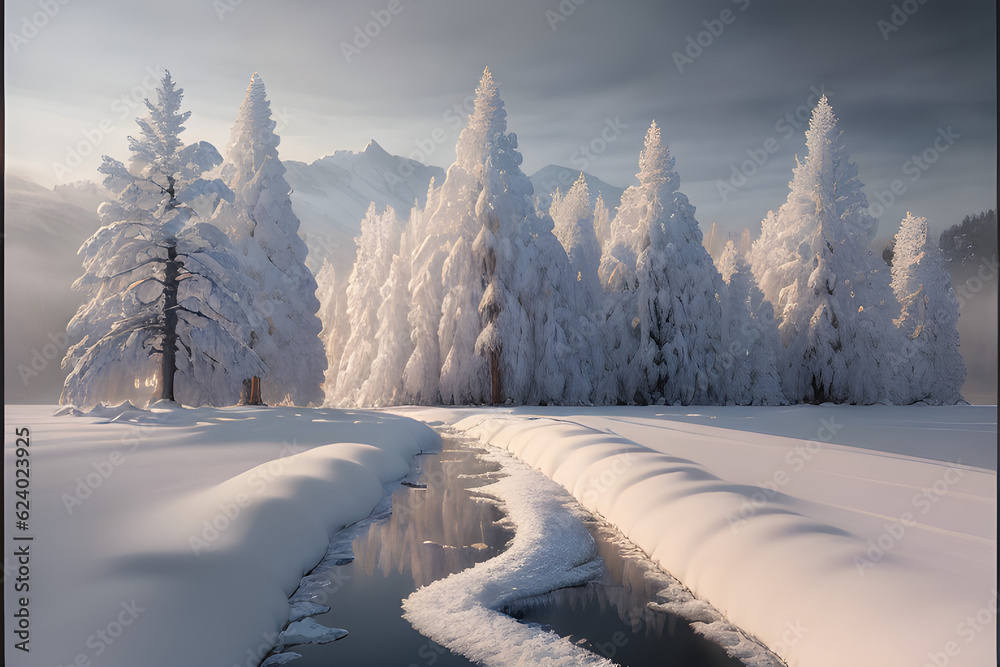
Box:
490, 349, 501, 405
159, 238, 180, 402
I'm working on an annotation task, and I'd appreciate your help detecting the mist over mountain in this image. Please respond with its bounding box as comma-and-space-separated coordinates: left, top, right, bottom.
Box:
529, 164, 625, 214
4, 176, 104, 403
5, 149, 995, 404
284, 140, 445, 274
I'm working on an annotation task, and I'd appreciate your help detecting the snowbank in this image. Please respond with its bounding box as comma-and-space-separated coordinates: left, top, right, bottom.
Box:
397, 405, 997, 667
3, 404, 438, 667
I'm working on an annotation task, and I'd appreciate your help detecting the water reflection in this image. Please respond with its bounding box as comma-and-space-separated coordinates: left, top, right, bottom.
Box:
505, 518, 747, 666
285, 439, 752, 667
353, 446, 510, 588
287, 440, 513, 667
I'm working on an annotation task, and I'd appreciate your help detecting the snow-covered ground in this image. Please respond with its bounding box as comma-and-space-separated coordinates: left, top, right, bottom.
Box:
2, 403, 438, 667
4, 403, 995, 667
396, 404, 997, 667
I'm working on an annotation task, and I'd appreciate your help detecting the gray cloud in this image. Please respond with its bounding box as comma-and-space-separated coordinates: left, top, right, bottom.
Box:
4, 0, 995, 238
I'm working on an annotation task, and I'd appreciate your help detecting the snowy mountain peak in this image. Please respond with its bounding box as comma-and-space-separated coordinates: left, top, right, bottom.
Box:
363, 139, 389, 157
283, 143, 444, 273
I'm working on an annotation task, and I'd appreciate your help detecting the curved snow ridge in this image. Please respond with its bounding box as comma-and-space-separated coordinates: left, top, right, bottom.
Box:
21, 405, 440, 667
102, 442, 420, 665
402, 441, 615, 667
455, 414, 991, 667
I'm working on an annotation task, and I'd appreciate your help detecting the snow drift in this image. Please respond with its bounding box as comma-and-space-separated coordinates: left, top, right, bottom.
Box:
2, 404, 438, 667
397, 405, 997, 667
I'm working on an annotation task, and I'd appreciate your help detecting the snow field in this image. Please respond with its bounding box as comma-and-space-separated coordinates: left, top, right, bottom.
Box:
3, 404, 438, 667
396, 405, 997, 667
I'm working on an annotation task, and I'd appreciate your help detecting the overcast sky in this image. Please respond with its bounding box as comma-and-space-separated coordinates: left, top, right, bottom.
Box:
4, 0, 996, 239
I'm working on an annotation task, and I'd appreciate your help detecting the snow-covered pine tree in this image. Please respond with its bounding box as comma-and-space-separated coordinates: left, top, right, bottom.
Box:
718, 241, 786, 405
468, 69, 593, 404
551, 173, 603, 312
749, 96, 903, 404
598, 121, 728, 405
547, 187, 563, 218
593, 192, 612, 255
401, 94, 490, 405
61, 71, 265, 407
332, 203, 403, 405
524, 204, 599, 405
315, 260, 349, 402
404, 68, 589, 405
356, 205, 419, 406
463, 68, 533, 404
544, 173, 604, 404
891, 212, 966, 404
214, 73, 326, 405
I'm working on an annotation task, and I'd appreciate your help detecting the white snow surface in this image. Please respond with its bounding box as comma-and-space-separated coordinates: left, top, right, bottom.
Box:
5, 402, 994, 667
403, 440, 614, 667
395, 404, 997, 667
3, 404, 438, 667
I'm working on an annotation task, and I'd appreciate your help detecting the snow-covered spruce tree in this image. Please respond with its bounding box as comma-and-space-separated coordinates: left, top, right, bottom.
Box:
593, 192, 612, 255
468, 68, 594, 404
525, 202, 599, 405
61, 71, 265, 407
315, 260, 348, 401
543, 173, 604, 404
402, 69, 588, 405
891, 212, 965, 404
598, 121, 728, 405
357, 205, 419, 407
551, 173, 603, 313
450, 67, 534, 404
331, 204, 403, 405
749, 96, 903, 404
214, 73, 326, 405
401, 103, 489, 404
718, 241, 787, 405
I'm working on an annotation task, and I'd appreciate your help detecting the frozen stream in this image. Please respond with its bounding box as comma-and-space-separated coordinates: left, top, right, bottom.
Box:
273, 437, 749, 666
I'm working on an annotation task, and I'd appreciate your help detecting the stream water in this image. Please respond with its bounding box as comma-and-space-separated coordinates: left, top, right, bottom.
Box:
281, 437, 747, 666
